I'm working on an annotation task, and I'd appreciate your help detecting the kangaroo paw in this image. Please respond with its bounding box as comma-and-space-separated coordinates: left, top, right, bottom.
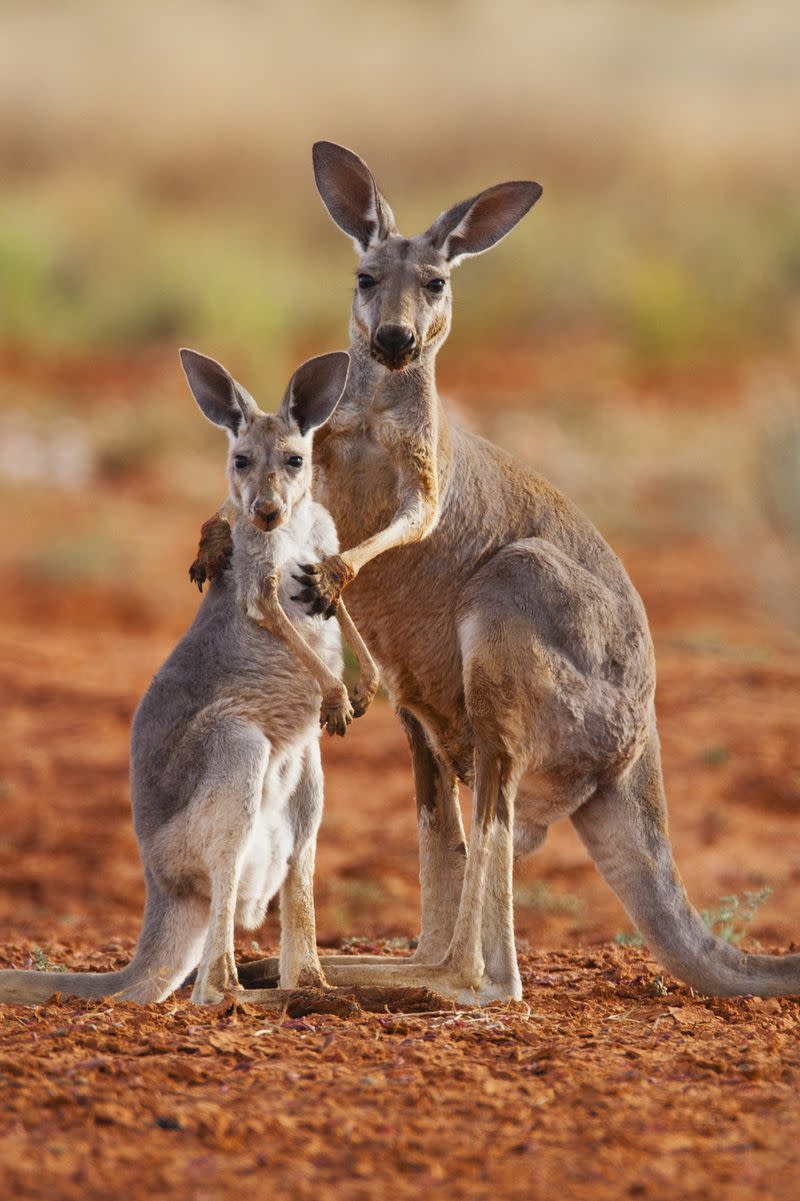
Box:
320, 687, 354, 737
189, 514, 233, 591
295, 555, 354, 617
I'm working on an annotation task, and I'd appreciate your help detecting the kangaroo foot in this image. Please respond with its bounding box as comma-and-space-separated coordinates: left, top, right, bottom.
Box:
237, 948, 444, 989
192, 950, 240, 1005
317, 956, 522, 1007
237, 956, 281, 988
236, 957, 329, 990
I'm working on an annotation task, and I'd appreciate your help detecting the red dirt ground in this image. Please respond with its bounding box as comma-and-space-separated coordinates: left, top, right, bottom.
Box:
2, 512, 800, 1197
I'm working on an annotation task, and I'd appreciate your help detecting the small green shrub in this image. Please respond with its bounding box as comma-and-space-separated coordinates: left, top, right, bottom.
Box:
700, 888, 772, 945
614, 929, 644, 948
514, 882, 585, 917
30, 946, 65, 972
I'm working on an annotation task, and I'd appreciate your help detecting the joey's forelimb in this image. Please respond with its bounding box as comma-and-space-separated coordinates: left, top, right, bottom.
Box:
256, 570, 379, 735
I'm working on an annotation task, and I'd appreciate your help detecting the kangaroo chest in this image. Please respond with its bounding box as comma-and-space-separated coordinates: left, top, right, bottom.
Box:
314, 415, 400, 548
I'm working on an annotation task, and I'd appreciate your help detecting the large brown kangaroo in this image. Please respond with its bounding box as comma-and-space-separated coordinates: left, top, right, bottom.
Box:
196, 142, 800, 1004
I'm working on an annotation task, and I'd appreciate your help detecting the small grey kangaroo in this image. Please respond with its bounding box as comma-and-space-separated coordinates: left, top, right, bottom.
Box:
199, 142, 800, 1004
0, 348, 378, 1007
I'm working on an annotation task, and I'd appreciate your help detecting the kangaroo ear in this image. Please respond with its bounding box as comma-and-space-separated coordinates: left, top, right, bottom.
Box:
281, 351, 350, 436
180, 349, 260, 434
426, 180, 542, 266
313, 141, 397, 253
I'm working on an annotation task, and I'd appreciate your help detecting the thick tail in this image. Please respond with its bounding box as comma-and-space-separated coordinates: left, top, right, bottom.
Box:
0, 876, 207, 1006
572, 733, 800, 997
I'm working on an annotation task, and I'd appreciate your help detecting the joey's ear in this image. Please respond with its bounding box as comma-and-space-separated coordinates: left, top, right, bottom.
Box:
312, 141, 397, 252
281, 351, 350, 436
426, 180, 542, 265
179, 349, 260, 434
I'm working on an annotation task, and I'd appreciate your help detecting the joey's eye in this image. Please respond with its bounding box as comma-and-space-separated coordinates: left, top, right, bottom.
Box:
233, 454, 249, 470
357, 273, 377, 291
286, 454, 303, 469
425, 278, 446, 294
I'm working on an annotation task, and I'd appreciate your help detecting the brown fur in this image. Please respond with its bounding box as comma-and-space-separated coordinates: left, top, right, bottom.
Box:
197, 143, 800, 1003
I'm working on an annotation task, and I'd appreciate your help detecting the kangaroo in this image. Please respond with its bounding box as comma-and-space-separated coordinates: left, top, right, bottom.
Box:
0, 348, 378, 1007
196, 142, 800, 1005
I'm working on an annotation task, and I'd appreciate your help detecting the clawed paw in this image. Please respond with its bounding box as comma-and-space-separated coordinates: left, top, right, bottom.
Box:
320, 687, 354, 737
189, 515, 234, 592
291, 555, 353, 618
349, 679, 378, 719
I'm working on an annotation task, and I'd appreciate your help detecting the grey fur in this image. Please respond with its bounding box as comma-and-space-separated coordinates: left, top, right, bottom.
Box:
0, 349, 378, 1006
239, 142, 799, 1003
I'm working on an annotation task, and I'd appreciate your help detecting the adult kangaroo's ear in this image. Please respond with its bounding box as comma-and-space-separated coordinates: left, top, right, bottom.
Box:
180, 349, 260, 434
283, 351, 350, 435
313, 141, 397, 252
426, 180, 542, 265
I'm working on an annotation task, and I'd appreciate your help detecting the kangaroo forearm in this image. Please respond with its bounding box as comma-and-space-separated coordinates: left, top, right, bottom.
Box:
335, 600, 379, 691
342, 492, 440, 575
341, 425, 440, 574
257, 601, 342, 694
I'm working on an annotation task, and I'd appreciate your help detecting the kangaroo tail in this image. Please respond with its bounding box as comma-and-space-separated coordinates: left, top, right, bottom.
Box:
0, 876, 207, 1006
572, 733, 800, 997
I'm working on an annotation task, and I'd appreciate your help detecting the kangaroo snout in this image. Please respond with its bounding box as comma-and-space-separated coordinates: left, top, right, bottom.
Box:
251, 502, 285, 532
373, 324, 417, 369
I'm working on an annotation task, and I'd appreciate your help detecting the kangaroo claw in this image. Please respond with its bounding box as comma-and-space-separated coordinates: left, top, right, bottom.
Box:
190, 515, 233, 589
320, 689, 354, 737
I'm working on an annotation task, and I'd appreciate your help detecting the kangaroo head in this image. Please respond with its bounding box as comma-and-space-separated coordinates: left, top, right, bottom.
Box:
313, 141, 542, 373
180, 349, 350, 532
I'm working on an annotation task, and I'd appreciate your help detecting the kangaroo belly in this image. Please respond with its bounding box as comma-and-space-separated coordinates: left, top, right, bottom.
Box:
235, 747, 306, 926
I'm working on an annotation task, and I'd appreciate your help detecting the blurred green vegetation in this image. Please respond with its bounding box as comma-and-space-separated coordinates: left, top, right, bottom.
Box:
0, 0, 798, 374
2, 181, 800, 375
1, 0, 799, 623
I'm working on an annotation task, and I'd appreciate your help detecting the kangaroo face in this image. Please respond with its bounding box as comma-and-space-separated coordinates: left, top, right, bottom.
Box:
312, 141, 542, 375
181, 347, 350, 532
228, 415, 312, 533
352, 236, 452, 372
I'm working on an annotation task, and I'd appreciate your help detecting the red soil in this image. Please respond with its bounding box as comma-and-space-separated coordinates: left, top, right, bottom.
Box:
1, 495, 799, 1200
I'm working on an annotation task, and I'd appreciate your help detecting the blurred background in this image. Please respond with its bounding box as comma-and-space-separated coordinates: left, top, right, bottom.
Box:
2, 0, 800, 961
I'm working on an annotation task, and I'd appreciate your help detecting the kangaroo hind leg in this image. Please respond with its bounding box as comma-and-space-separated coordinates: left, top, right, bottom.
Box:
190, 725, 270, 1005
236, 710, 468, 989
277, 740, 326, 989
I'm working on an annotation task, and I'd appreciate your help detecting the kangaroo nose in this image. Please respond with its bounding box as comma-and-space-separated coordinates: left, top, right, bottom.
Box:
252, 503, 284, 532
374, 324, 416, 356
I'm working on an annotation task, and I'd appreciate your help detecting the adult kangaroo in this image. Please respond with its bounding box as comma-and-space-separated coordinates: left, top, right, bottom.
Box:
204, 142, 800, 1004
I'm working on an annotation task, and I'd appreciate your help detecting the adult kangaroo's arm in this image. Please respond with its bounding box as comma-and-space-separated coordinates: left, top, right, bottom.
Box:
188, 428, 440, 601
189, 497, 235, 591
297, 414, 442, 610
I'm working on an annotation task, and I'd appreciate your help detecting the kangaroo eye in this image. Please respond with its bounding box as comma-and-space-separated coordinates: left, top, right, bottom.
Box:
357, 273, 377, 290
233, 454, 249, 470
287, 454, 303, 468
426, 278, 446, 294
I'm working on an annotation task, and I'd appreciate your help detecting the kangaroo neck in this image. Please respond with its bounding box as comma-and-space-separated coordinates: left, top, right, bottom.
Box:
343, 343, 442, 422
338, 344, 453, 473
312, 343, 454, 547
230, 498, 312, 592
